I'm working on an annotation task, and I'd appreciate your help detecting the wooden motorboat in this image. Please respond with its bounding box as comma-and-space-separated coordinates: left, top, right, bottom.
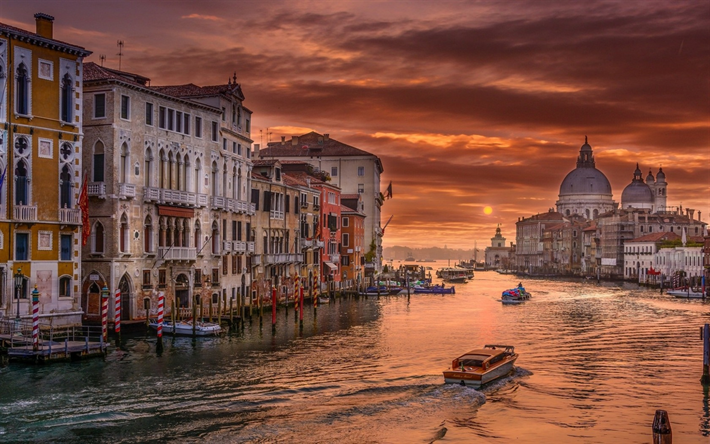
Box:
412, 285, 455, 294
437, 267, 470, 282
443, 345, 518, 387
318, 295, 331, 304
149, 319, 222, 336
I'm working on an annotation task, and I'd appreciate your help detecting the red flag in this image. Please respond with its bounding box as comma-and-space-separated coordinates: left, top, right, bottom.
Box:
79, 173, 91, 245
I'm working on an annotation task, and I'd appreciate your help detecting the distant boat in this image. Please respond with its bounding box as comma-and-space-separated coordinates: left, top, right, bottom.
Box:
667, 287, 706, 298
501, 286, 531, 304
413, 285, 455, 294
443, 345, 518, 387
405, 253, 415, 261
149, 319, 222, 336
437, 267, 470, 282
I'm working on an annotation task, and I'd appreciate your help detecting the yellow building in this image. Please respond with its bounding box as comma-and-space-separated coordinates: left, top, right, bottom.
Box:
0, 14, 91, 325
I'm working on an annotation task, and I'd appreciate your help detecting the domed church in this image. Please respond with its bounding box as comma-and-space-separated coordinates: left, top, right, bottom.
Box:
556, 137, 615, 219
620, 165, 667, 211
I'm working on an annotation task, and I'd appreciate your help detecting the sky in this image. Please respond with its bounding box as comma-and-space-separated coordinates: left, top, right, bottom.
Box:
3, 0, 708, 249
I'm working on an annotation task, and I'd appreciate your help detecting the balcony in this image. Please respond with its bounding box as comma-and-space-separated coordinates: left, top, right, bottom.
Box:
59, 207, 81, 225
88, 182, 106, 198
144, 187, 209, 208
233, 241, 246, 253
248, 203, 256, 215
118, 183, 136, 199
315, 240, 325, 249
270, 210, 284, 220
222, 240, 233, 254
252, 255, 262, 266
302, 239, 313, 248
144, 187, 160, 202
248, 241, 255, 253
313, 204, 320, 212
265, 253, 302, 264
211, 196, 228, 210
330, 253, 340, 264
14, 205, 37, 222
158, 246, 196, 261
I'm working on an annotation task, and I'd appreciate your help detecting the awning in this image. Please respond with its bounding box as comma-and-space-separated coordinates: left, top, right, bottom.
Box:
324, 262, 337, 270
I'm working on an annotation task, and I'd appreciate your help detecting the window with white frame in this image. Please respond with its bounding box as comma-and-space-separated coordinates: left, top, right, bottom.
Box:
59, 276, 72, 298
60, 73, 73, 123
342, 232, 350, 247
342, 216, 349, 227
358, 183, 364, 194
195, 116, 202, 138
331, 166, 338, 177
145, 102, 154, 126
120, 95, 130, 120
357, 166, 364, 176
60, 234, 72, 260
94, 94, 106, 118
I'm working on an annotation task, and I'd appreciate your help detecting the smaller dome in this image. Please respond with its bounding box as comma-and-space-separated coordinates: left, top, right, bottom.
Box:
656, 167, 666, 181
646, 170, 654, 183
621, 181, 654, 208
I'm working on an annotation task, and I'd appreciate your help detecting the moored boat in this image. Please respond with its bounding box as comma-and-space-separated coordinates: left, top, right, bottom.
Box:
149, 319, 222, 336
437, 267, 470, 283
413, 285, 455, 294
318, 295, 331, 304
667, 287, 706, 298
443, 345, 518, 387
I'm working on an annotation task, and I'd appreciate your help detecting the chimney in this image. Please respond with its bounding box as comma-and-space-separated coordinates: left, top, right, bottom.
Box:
324, 133, 329, 142
253, 144, 260, 158
281, 136, 285, 145
689, 209, 695, 220
292, 136, 299, 146
34, 13, 54, 39
698, 211, 702, 222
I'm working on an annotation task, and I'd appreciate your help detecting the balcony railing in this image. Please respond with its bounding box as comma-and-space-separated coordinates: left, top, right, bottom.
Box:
252, 255, 262, 266
249, 203, 256, 215
302, 239, 313, 248
59, 207, 81, 225
330, 253, 340, 264
315, 240, 325, 248
265, 253, 302, 264
14, 205, 37, 222
158, 246, 196, 261
248, 241, 255, 253
233, 241, 246, 253
222, 240, 233, 254
211, 196, 227, 210
88, 182, 106, 198
144, 187, 209, 208
270, 210, 284, 220
118, 183, 136, 199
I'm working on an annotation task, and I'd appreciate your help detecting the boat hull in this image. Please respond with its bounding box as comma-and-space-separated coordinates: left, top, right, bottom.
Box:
443, 357, 517, 387
149, 321, 222, 336
668, 289, 705, 298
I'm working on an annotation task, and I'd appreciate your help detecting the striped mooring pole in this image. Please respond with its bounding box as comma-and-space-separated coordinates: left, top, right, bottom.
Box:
114, 289, 121, 347
101, 286, 109, 345
313, 273, 319, 308
299, 285, 304, 324
32, 286, 39, 352
271, 286, 277, 333
157, 291, 164, 353
294, 274, 300, 320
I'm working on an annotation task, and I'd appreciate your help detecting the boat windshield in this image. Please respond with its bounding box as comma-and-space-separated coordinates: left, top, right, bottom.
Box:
459, 355, 488, 367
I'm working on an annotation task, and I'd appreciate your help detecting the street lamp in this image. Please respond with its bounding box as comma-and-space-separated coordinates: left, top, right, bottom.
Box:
14, 267, 24, 322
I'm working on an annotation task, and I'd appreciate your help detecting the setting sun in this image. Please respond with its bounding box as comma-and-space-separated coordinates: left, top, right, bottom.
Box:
484, 206, 493, 215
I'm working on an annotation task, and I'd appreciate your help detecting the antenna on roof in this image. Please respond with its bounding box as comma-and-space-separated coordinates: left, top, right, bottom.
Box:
99, 55, 106, 67
116, 40, 124, 70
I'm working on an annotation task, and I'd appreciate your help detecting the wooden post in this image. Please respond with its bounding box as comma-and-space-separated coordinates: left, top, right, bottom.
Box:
652, 410, 672, 443
702, 324, 710, 384
299, 286, 304, 330
209, 296, 213, 323
230, 297, 234, 327
193, 295, 198, 337
217, 293, 222, 325
271, 286, 277, 334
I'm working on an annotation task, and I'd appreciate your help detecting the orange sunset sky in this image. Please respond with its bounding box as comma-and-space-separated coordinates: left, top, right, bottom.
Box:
3, 1, 708, 249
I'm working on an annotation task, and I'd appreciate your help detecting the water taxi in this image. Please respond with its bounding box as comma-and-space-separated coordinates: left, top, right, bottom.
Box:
443, 345, 518, 387
437, 267, 470, 283
149, 319, 222, 336
501, 285, 531, 304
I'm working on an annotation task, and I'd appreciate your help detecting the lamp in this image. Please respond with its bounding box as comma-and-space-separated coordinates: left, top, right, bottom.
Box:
14, 267, 24, 322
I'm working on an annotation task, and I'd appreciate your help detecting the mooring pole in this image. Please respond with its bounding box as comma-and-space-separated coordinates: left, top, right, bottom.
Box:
114, 288, 121, 347
31, 286, 39, 352
101, 286, 109, 345
652, 409, 672, 444
271, 286, 277, 334
156, 291, 164, 354
702, 324, 710, 384
299, 285, 304, 329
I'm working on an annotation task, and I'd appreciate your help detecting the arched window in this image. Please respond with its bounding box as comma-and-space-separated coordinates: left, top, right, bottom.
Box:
60, 164, 72, 208
119, 143, 129, 183
144, 215, 153, 253
211, 161, 219, 197
15, 159, 29, 205
59, 276, 72, 298
61, 73, 73, 123
176, 155, 183, 191
211, 221, 220, 254
168, 151, 175, 190
159, 149, 166, 189
16, 63, 29, 115
182, 155, 190, 192
92, 222, 105, 253
194, 158, 201, 193
119, 213, 129, 253
194, 220, 202, 253
144, 148, 153, 187
593, 209, 599, 219
182, 219, 190, 248
93, 141, 105, 182
222, 164, 228, 197
237, 168, 242, 201
232, 166, 238, 199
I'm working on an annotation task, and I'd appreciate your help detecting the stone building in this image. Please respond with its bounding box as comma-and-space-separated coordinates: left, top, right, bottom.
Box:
340, 199, 366, 289
81, 62, 255, 321
484, 225, 510, 269
259, 132, 384, 274
0, 14, 91, 325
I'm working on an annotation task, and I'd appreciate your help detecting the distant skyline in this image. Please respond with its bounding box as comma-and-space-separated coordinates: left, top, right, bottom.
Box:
3, 0, 708, 249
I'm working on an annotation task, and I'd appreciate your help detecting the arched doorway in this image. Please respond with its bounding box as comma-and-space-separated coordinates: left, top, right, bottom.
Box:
119, 274, 132, 320
175, 273, 189, 308
82, 272, 107, 320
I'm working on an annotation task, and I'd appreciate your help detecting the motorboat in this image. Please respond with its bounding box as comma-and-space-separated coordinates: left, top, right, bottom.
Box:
149, 319, 222, 336
318, 295, 331, 304
443, 345, 518, 387
412, 285, 455, 294
501, 286, 531, 304
437, 267, 470, 283
667, 287, 706, 299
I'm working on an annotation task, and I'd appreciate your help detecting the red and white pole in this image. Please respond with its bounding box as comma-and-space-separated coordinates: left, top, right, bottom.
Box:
157, 291, 164, 338
101, 286, 109, 345
313, 273, 318, 308
114, 289, 121, 334
271, 286, 277, 331
32, 286, 39, 352
299, 286, 304, 322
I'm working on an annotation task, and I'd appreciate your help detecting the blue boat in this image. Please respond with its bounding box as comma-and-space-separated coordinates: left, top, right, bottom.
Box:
413, 285, 455, 294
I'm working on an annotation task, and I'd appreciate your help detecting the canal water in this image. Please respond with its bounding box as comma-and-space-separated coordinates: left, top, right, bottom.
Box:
2, 262, 710, 443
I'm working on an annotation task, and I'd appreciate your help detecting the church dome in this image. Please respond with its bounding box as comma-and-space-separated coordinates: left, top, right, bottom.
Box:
656, 167, 666, 181
621, 181, 654, 208
646, 170, 655, 183
559, 168, 612, 196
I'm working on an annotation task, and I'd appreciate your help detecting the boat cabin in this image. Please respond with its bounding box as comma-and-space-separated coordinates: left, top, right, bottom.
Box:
451, 345, 515, 370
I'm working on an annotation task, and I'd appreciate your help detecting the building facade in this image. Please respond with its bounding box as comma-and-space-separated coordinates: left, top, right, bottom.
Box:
340, 200, 366, 289
1, 14, 91, 325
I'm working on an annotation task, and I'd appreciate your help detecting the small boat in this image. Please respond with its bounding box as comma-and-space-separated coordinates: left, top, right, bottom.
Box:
149, 319, 222, 336
437, 267, 470, 282
501, 286, 531, 304
318, 295, 331, 304
667, 287, 706, 298
413, 285, 455, 294
443, 345, 518, 387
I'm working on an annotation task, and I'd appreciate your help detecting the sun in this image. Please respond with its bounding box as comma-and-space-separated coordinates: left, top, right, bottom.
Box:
483, 206, 493, 215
